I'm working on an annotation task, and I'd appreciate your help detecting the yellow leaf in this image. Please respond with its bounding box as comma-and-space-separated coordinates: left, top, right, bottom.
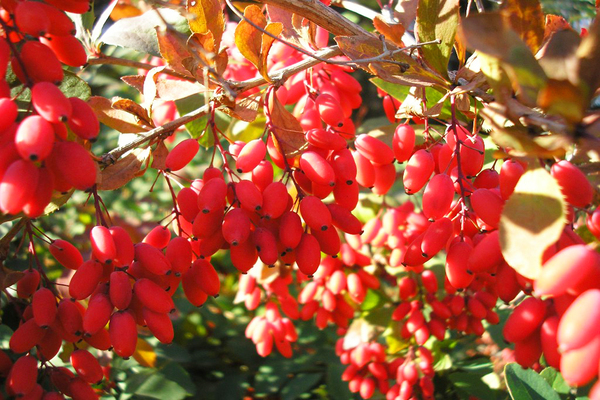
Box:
133, 337, 157, 368
499, 168, 566, 279
187, 0, 225, 51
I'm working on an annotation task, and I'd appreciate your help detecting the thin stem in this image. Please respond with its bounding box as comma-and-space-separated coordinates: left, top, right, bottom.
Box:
100, 104, 210, 166
87, 54, 196, 81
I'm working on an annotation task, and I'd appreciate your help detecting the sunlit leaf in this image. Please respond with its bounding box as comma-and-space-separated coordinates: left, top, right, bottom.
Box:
186, 0, 225, 51
235, 5, 283, 81
576, 16, 600, 103
537, 30, 580, 83
156, 27, 194, 76
505, 363, 561, 400
220, 93, 262, 122
373, 15, 405, 47
112, 97, 153, 127
89, 96, 148, 134
100, 8, 189, 56
500, 0, 545, 53
499, 168, 566, 280
133, 337, 157, 368
543, 15, 573, 41
416, 0, 459, 78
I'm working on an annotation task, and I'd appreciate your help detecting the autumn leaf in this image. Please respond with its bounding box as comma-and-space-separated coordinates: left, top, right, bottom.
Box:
98, 148, 151, 190
156, 26, 194, 76
373, 15, 405, 47
460, 13, 547, 106
267, 92, 306, 158
220, 94, 262, 122
335, 35, 449, 88
235, 5, 283, 81
500, 0, 544, 53
538, 79, 586, 123
89, 96, 148, 134
151, 141, 169, 170
112, 97, 153, 127
499, 168, 566, 279
133, 337, 157, 368
186, 0, 225, 51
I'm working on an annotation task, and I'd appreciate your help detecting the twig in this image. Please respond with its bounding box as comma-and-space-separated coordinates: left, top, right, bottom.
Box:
87, 54, 196, 82
100, 104, 210, 167
229, 46, 343, 92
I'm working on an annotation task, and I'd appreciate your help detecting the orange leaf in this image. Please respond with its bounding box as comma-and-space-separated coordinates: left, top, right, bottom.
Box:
267, 93, 306, 158
373, 15, 405, 47
500, 0, 545, 53
88, 96, 147, 134
186, 0, 225, 51
156, 27, 193, 76
98, 148, 151, 191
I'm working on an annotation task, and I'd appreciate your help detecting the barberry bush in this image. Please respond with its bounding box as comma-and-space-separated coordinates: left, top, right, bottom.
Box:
0, 0, 600, 399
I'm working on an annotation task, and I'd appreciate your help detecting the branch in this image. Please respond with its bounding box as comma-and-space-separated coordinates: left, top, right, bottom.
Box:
100, 104, 210, 167
229, 45, 344, 92
253, 0, 373, 37
87, 54, 197, 82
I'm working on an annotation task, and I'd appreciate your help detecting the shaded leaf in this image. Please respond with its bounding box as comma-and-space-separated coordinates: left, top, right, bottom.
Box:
186, 0, 225, 51
448, 372, 500, 399
576, 16, 600, 103
499, 168, 566, 279
416, 0, 459, 78
0, 265, 24, 291
267, 93, 306, 158
335, 35, 449, 88
98, 148, 150, 190
43, 189, 75, 217
281, 373, 321, 400
89, 96, 148, 134
500, 0, 545, 53
537, 79, 586, 123
537, 30, 581, 83
100, 8, 189, 56
175, 94, 211, 146
504, 363, 561, 400
460, 13, 547, 106
543, 15, 574, 42
151, 141, 169, 170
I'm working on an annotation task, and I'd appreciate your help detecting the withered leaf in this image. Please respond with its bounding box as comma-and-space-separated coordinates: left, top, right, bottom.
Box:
267, 93, 306, 157
112, 97, 153, 127
156, 26, 194, 76
88, 96, 147, 134
373, 15, 405, 47
334, 35, 448, 88
0, 264, 24, 291
186, 0, 225, 51
500, 0, 545, 53
98, 148, 151, 190
220, 94, 262, 122
416, 0, 459, 79
151, 141, 169, 170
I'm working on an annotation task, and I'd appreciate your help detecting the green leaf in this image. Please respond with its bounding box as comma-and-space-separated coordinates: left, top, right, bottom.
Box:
505, 363, 561, 400
416, 0, 459, 78
125, 362, 196, 400
540, 368, 571, 394
175, 94, 211, 146
448, 371, 500, 399
11, 71, 91, 103
281, 373, 322, 400
361, 289, 385, 311
100, 8, 190, 57
499, 167, 566, 279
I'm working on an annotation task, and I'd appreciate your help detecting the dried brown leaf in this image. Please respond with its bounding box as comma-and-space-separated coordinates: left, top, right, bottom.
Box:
267, 93, 306, 158
98, 148, 151, 190
220, 94, 263, 122
151, 141, 169, 170
89, 96, 147, 134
